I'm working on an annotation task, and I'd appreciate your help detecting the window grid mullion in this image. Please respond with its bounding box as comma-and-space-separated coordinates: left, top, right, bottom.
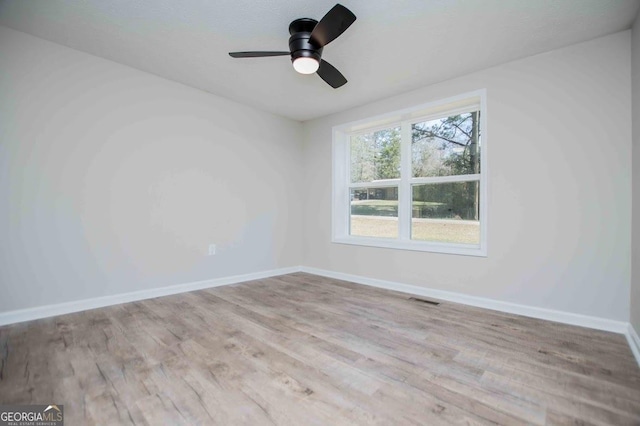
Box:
410, 174, 481, 185
345, 133, 353, 236
348, 180, 400, 189
398, 121, 412, 241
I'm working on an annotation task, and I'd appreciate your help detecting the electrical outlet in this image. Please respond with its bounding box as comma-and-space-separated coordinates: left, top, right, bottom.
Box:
208, 244, 216, 255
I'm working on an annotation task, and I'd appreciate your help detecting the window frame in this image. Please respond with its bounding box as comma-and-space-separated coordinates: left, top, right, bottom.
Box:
332, 90, 488, 257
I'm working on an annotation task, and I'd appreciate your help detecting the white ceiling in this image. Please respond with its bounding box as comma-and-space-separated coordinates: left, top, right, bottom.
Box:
1, 0, 639, 121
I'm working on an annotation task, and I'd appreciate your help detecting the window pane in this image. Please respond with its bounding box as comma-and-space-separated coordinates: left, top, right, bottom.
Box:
350, 187, 398, 238
350, 127, 401, 183
412, 111, 480, 178
412, 182, 480, 244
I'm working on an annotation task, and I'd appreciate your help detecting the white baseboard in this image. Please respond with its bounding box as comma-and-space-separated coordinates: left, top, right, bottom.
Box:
300, 266, 629, 335
0, 266, 301, 326
1, 265, 636, 365
626, 324, 640, 366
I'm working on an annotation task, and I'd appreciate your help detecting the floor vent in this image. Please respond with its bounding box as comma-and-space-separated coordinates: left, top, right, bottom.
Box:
409, 297, 440, 306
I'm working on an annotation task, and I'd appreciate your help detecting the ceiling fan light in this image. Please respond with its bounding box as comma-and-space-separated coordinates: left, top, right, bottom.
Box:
293, 57, 319, 74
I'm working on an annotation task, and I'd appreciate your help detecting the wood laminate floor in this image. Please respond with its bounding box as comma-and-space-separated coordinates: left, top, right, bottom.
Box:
1, 273, 639, 425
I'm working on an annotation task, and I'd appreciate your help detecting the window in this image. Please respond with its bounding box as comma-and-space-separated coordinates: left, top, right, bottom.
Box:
332, 90, 487, 256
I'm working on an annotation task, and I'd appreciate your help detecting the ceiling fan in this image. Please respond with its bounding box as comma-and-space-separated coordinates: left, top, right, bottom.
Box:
228, 4, 356, 89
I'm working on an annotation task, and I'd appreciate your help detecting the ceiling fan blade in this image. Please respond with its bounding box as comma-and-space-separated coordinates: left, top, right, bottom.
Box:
317, 59, 347, 88
229, 51, 290, 58
309, 4, 356, 48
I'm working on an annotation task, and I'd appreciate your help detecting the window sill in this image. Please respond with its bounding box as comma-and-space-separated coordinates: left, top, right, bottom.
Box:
332, 236, 487, 257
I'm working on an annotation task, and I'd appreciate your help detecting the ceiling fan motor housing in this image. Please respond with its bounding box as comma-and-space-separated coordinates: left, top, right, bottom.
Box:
288, 18, 323, 63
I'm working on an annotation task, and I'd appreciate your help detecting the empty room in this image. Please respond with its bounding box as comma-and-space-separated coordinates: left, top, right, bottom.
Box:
1, 0, 640, 424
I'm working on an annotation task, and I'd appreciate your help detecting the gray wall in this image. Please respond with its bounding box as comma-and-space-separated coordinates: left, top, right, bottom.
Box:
302, 32, 632, 321
0, 26, 304, 312
632, 10, 640, 333
1, 24, 636, 326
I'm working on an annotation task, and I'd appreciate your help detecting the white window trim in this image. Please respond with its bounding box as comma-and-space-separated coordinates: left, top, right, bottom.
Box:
332, 89, 488, 257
